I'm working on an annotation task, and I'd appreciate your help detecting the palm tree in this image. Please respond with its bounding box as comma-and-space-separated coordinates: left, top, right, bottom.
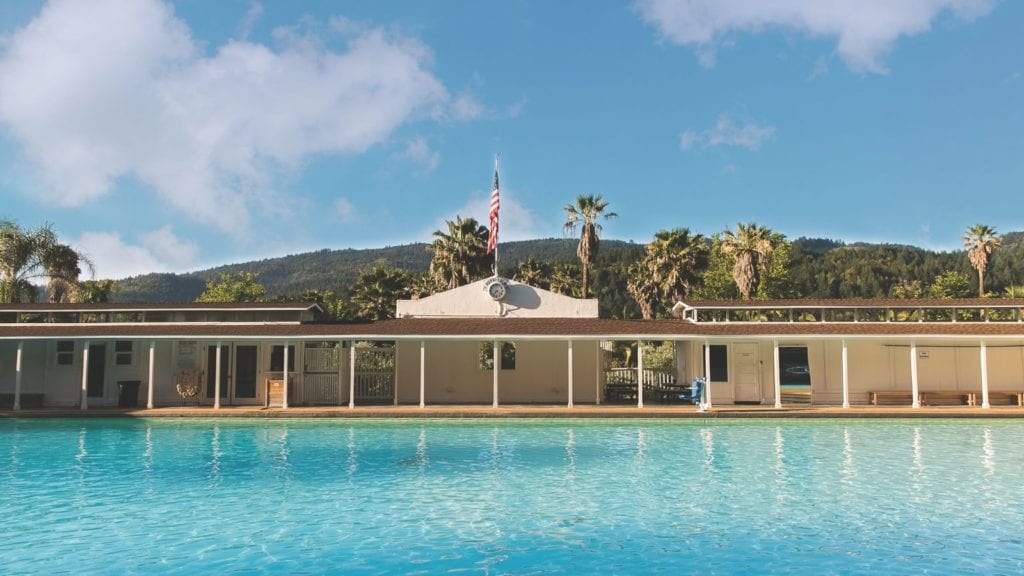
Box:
563, 195, 616, 299
720, 223, 779, 300
350, 266, 411, 321
626, 261, 659, 320
548, 263, 580, 297
646, 228, 708, 303
0, 220, 89, 304
429, 216, 490, 290
963, 224, 1002, 297
1005, 285, 1024, 299
513, 257, 552, 290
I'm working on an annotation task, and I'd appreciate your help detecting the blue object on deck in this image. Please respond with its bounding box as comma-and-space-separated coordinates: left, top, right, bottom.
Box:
690, 377, 705, 405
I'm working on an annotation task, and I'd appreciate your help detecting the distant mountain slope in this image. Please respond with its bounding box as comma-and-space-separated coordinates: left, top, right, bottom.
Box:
112, 233, 1024, 304
113, 238, 640, 302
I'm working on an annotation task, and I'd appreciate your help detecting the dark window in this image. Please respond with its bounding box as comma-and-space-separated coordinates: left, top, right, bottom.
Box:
56, 341, 75, 365
701, 345, 728, 382
779, 347, 810, 386
271, 345, 296, 372
480, 342, 516, 370
115, 341, 133, 366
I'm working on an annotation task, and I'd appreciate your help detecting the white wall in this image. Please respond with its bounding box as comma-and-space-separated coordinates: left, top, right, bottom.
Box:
395, 340, 600, 404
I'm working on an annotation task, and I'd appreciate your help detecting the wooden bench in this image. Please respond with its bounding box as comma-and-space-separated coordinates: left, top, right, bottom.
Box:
870, 391, 914, 406
984, 391, 1024, 407
919, 391, 974, 406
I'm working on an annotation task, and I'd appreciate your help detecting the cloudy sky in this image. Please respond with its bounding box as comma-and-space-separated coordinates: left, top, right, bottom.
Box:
0, 0, 1020, 279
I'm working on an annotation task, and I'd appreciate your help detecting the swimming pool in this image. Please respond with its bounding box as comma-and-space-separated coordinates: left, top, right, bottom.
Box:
2, 418, 1022, 574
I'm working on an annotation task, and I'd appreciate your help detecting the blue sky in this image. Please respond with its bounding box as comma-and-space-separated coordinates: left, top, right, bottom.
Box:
0, 0, 1020, 279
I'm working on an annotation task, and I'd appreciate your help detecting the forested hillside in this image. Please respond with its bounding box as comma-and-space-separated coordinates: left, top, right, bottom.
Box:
113, 233, 1024, 319
114, 239, 642, 303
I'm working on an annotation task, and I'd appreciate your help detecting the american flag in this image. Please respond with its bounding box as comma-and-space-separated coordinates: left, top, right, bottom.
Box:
487, 167, 500, 254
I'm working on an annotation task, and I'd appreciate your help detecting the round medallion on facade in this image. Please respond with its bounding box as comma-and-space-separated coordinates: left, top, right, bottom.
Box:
484, 277, 509, 301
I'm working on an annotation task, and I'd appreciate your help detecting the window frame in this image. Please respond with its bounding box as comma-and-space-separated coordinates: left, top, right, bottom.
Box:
55, 340, 75, 366
115, 340, 134, 366
479, 342, 517, 371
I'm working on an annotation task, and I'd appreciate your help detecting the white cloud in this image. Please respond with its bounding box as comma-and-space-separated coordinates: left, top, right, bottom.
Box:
450, 191, 544, 243
334, 197, 357, 222
450, 91, 486, 121
401, 137, 441, 175
680, 116, 775, 151
75, 227, 199, 279
0, 0, 455, 237
636, 0, 994, 73
236, 2, 263, 40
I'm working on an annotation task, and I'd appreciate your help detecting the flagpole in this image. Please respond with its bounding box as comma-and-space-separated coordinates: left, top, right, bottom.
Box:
493, 153, 499, 276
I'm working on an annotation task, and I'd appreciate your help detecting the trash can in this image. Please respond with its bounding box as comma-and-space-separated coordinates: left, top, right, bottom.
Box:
117, 380, 142, 407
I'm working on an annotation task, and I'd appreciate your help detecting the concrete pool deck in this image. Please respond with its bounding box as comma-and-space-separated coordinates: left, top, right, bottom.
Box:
3, 404, 1024, 419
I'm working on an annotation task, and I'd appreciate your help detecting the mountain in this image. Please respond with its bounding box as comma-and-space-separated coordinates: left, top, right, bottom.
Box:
113, 238, 642, 302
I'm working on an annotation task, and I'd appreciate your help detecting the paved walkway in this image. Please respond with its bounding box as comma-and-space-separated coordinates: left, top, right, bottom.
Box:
3, 404, 1024, 419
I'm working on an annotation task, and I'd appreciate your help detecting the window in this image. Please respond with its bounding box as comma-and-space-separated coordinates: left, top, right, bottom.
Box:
115, 341, 134, 366
701, 345, 728, 382
270, 345, 296, 372
779, 347, 810, 386
56, 341, 75, 365
479, 342, 516, 370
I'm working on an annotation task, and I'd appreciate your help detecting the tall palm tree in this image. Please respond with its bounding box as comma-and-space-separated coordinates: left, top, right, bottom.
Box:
0, 220, 89, 304
563, 195, 616, 299
720, 222, 779, 300
429, 216, 490, 290
962, 224, 1002, 297
646, 228, 708, 303
626, 261, 659, 320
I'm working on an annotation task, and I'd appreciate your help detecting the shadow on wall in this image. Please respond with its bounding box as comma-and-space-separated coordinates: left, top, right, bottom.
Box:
507, 285, 542, 310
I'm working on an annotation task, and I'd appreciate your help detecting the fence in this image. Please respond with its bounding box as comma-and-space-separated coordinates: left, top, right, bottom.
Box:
604, 367, 676, 386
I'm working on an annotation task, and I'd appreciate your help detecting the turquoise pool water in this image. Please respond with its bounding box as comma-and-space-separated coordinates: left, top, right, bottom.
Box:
2, 419, 1023, 575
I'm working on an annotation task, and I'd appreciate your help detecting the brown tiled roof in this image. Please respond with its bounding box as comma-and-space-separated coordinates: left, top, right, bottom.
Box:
0, 302, 320, 312
684, 298, 1024, 308
1, 318, 1022, 339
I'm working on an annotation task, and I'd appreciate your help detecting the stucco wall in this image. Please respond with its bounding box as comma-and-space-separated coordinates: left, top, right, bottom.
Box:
395, 340, 600, 404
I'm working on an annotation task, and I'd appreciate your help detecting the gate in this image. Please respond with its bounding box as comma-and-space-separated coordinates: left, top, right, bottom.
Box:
303, 343, 342, 405
355, 346, 395, 403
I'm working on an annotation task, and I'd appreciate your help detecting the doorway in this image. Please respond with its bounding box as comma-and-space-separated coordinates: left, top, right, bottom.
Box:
205, 344, 260, 405
734, 343, 760, 403
87, 344, 106, 398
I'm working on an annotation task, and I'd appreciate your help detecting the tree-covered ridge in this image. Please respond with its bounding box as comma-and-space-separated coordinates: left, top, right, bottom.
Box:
113, 239, 642, 304
111, 231, 1024, 318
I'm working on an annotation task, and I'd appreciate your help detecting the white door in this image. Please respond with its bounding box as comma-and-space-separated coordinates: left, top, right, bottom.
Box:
734, 343, 760, 402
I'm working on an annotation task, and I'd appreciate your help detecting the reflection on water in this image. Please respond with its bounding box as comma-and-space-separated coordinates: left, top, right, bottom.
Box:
982, 428, 995, 476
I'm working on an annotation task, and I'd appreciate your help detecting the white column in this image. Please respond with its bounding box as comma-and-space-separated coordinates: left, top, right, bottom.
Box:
773, 339, 782, 409
492, 340, 499, 408
636, 340, 644, 408
703, 340, 713, 409
567, 340, 574, 408
841, 339, 850, 409
980, 340, 990, 409
282, 342, 290, 410
214, 341, 222, 410
595, 341, 602, 405
910, 341, 920, 408
349, 342, 356, 408
13, 341, 23, 411
80, 340, 90, 410
147, 340, 155, 409
419, 340, 426, 408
